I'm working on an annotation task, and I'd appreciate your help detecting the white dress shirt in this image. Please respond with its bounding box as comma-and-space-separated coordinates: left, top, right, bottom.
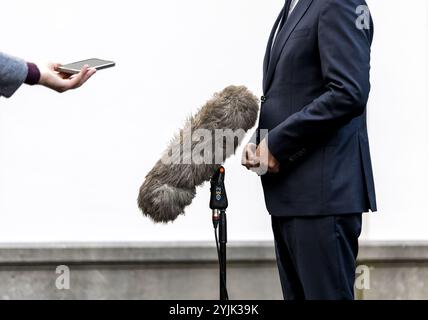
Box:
289, 0, 300, 15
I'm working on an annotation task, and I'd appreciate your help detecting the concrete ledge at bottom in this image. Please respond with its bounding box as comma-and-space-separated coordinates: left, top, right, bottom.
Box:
0, 241, 426, 300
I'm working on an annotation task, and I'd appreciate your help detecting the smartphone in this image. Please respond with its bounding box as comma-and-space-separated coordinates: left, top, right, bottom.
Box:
57, 58, 115, 74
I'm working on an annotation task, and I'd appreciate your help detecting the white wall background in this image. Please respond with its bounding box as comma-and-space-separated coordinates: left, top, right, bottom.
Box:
0, 0, 426, 243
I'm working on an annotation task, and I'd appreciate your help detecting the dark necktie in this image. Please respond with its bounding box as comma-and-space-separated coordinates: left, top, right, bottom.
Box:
278, 0, 293, 32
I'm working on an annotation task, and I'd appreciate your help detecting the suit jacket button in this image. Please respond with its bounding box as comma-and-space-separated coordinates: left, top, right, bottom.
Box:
261, 96, 267, 103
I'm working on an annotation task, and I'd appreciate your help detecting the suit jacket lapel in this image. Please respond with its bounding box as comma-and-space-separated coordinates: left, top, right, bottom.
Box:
263, 8, 284, 87
263, 0, 314, 93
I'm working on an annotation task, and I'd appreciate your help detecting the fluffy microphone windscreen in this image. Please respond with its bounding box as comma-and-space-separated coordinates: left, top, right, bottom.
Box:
138, 85, 259, 223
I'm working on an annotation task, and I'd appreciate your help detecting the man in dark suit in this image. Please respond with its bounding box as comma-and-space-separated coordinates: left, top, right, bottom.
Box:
242, 0, 377, 300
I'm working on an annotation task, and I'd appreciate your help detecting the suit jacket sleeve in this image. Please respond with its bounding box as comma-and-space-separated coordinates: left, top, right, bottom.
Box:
0, 52, 28, 98
267, 0, 373, 163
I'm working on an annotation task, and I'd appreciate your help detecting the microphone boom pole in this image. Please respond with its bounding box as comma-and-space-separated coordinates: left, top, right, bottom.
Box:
210, 166, 229, 301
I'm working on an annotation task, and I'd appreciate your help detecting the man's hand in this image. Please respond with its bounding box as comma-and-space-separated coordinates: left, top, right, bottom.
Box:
38, 63, 96, 93
242, 143, 260, 170
257, 139, 280, 173
242, 140, 280, 174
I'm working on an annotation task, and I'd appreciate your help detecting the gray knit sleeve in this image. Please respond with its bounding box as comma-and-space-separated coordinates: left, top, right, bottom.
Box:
0, 52, 29, 98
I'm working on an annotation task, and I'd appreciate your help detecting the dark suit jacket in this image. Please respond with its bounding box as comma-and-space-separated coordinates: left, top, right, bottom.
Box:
257, 0, 377, 216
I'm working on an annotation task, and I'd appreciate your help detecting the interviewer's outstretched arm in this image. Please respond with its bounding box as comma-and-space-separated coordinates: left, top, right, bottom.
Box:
0, 52, 96, 98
